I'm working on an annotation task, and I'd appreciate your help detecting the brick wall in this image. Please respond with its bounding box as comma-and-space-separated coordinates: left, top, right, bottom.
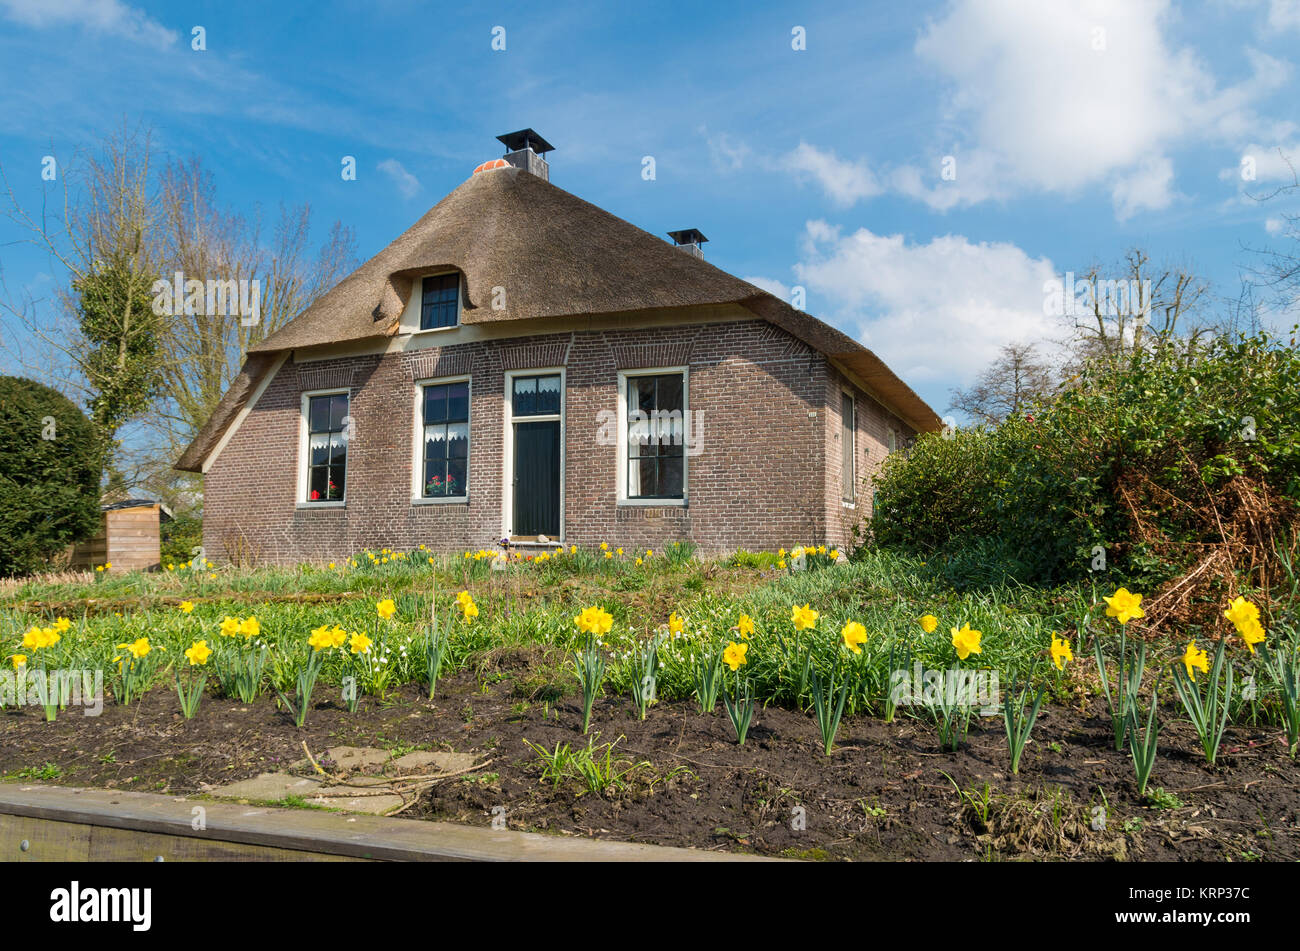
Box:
202, 318, 905, 563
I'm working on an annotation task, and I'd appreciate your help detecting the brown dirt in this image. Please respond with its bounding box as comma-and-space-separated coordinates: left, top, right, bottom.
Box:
2, 666, 1297, 861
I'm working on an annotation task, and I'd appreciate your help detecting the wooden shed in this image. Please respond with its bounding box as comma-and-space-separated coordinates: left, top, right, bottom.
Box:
69, 499, 172, 572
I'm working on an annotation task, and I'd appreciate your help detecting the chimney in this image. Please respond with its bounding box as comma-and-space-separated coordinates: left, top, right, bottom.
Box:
667, 229, 708, 259
496, 128, 554, 181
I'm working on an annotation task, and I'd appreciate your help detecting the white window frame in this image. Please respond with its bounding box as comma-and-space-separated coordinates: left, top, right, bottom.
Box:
502, 367, 566, 542
411, 374, 471, 505
840, 388, 856, 506
616, 366, 689, 506
409, 272, 463, 334
297, 387, 350, 508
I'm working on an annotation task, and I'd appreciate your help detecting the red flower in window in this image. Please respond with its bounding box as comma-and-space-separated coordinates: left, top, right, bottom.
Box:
310, 490, 321, 500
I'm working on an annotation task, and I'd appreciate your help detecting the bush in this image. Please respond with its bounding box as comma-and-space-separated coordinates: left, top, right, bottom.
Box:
161, 510, 203, 565
0, 376, 104, 576
871, 330, 1300, 589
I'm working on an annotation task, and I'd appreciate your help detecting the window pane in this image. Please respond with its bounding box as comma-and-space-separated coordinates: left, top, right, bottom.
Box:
447, 458, 467, 496
535, 375, 561, 414
661, 455, 684, 496
634, 457, 659, 497
446, 422, 469, 458
329, 395, 349, 431
424, 425, 447, 459
423, 458, 447, 497
424, 385, 447, 424
657, 374, 683, 411
309, 466, 329, 500
326, 466, 345, 500
309, 396, 330, 433
309, 433, 330, 467
446, 381, 469, 421
329, 434, 348, 467
512, 377, 536, 416
841, 393, 854, 500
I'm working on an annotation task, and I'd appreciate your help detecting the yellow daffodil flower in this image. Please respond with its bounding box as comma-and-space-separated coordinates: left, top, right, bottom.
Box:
737, 614, 755, 639
668, 612, 685, 638
1103, 588, 1145, 625
723, 640, 749, 671
951, 623, 982, 661
574, 605, 614, 636
841, 620, 868, 654
1182, 640, 1209, 681
184, 640, 212, 666
179, 601, 194, 614
117, 637, 152, 660
376, 598, 396, 620
790, 603, 819, 631
1050, 634, 1073, 670
918, 614, 939, 633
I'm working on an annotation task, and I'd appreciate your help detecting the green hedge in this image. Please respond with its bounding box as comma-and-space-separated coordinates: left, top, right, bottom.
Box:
0, 376, 104, 576
871, 331, 1300, 586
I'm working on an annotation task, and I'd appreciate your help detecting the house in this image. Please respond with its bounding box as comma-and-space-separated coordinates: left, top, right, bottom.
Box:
69, 498, 172, 572
176, 130, 941, 563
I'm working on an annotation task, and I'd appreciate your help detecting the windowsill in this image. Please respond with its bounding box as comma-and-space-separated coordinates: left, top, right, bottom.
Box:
412, 496, 468, 506
297, 501, 345, 510
842, 501, 856, 509
508, 538, 564, 548
403, 324, 459, 336
618, 497, 688, 507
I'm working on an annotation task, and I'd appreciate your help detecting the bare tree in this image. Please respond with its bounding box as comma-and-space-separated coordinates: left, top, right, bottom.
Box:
948, 342, 1057, 425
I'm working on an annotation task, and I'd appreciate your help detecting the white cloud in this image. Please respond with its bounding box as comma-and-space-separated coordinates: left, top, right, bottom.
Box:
0, 0, 176, 48
780, 142, 881, 207
705, 131, 750, 172
1265, 216, 1286, 234
911, 0, 1294, 218
378, 158, 420, 199
742, 275, 790, 299
790, 221, 1061, 384
1268, 0, 1300, 30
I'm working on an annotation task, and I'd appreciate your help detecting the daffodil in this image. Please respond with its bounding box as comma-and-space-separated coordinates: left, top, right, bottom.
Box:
723, 641, 749, 671
179, 601, 194, 614
238, 616, 260, 639
574, 605, 614, 636
1103, 588, 1145, 625
10, 654, 26, 669
1239, 618, 1266, 654
184, 640, 212, 666
53, 617, 71, 633
376, 598, 396, 620
1224, 597, 1261, 635
1050, 634, 1073, 670
668, 612, 685, 638
737, 614, 755, 639
116, 637, 152, 660
219, 616, 241, 638
950, 623, 982, 661
918, 614, 939, 634
1182, 640, 1209, 681
790, 603, 819, 631
841, 620, 868, 654
635, 557, 643, 566
600, 542, 609, 551
349, 632, 372, 655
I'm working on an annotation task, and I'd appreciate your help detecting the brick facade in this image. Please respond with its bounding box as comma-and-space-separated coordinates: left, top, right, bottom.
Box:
202, 317, 915, 564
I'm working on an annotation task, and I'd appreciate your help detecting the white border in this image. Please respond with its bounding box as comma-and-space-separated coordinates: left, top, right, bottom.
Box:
297, 387, 350, 507
616, 366, 689, 506
502, 367, 566, 541
411, 374, 471, 504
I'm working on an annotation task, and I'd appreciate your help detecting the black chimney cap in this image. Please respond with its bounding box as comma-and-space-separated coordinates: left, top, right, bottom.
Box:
667, 228, 708, 246
497, 129, 555, 154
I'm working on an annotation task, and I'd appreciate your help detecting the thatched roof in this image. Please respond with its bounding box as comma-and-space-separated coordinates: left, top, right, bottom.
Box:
177, 164, 939, 472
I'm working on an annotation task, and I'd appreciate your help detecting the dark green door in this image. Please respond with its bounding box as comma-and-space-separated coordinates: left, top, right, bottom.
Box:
513, 420, 560, 537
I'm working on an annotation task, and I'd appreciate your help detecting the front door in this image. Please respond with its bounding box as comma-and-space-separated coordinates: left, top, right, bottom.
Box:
510, 373, 562, 539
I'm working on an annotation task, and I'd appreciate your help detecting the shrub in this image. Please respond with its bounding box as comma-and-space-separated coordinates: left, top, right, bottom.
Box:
161, 510, 203, 564
871, 330, 1300, 591
0, 376, 104, 576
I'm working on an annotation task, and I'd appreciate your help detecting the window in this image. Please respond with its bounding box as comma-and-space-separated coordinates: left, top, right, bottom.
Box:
420, 380, 469, 498
511, 374, 562, 416
420, 274, 460, 330
305, 392, 348, 502
887, 428, 898, 454
841, 392, 855, 502
625, 372, 685, 500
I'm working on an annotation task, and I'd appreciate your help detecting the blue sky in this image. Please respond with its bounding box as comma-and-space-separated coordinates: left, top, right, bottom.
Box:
1, 0, 1298, 416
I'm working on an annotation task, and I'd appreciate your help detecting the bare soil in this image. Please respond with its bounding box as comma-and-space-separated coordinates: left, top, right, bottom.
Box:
2, 662, 1297, 861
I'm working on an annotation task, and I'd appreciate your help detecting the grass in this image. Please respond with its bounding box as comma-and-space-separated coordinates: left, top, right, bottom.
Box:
2, 542, 1287, 729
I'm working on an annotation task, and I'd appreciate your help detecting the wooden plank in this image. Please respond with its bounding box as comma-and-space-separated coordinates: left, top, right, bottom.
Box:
0, 784, 776, 862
